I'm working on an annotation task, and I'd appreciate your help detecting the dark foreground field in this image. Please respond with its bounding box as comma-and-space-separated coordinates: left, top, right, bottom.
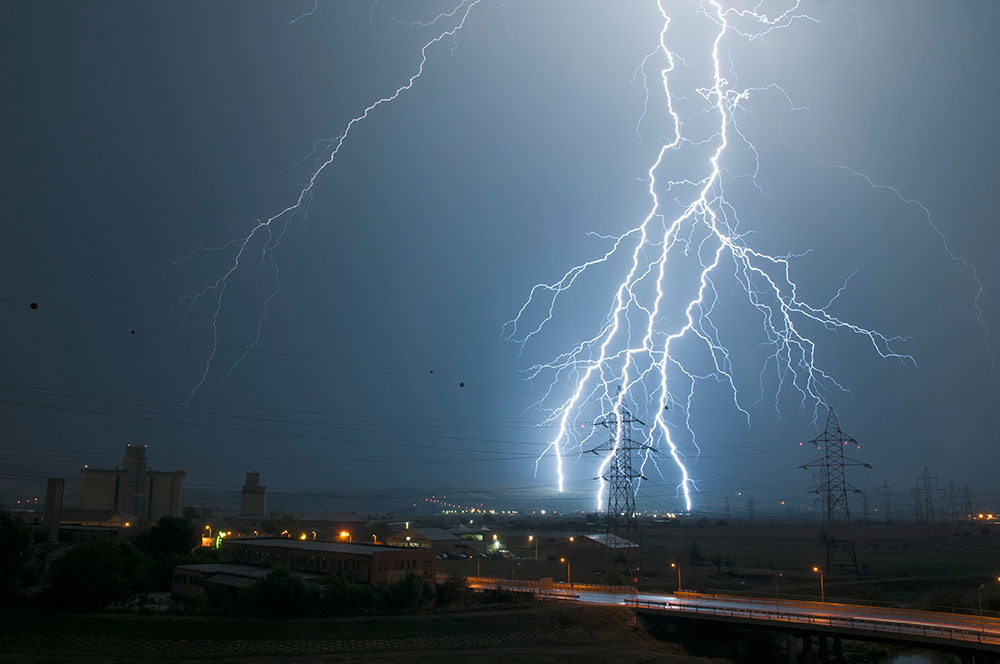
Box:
0, 603, 730, 664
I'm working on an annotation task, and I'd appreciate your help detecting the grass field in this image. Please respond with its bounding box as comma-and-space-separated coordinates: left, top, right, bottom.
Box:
0, 603, 730, 664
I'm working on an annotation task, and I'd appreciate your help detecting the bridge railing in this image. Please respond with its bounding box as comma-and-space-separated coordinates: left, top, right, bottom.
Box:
459, 577, 1000, 648
673, 590, 999, 632
630, 597, 1000, 647
465, 576, 636, 595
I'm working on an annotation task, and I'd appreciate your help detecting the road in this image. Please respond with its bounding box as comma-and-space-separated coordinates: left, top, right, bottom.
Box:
467, 577, 1000, 652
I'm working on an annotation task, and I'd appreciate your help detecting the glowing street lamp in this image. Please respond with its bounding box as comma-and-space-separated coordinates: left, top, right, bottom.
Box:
812, 566, 824, 603
775, 572, 783, 610
339, 530, 351, 542
670, 562, 682, 591
560, 557, 572, 588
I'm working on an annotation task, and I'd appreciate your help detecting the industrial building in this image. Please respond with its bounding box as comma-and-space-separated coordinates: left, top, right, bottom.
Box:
239, 472, 266, 520
78, 443, 185, 522
385, 526, 459, 551
172, 562, 326, 600
222, 538, 436, 587
555, 533, 639, 561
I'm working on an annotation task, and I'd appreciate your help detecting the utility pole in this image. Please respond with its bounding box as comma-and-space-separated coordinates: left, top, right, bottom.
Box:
588, 387, 652, 551
878, 480, 893, 525
746, 497, 755, 523
800, 410, 870, 573
861, 492, 870, 524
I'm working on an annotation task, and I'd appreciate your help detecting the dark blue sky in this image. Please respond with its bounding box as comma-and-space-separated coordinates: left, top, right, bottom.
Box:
2, 1, 998, 516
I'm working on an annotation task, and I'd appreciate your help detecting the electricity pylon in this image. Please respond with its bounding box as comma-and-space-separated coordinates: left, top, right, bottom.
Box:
801, 410, 870, 573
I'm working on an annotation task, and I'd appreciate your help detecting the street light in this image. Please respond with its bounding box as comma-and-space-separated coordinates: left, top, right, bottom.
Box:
775, 572, 783, 611
529, 534, 538, 560
560, 557, 572, 588
670, 562, 682, 592
812, 566, 824, 603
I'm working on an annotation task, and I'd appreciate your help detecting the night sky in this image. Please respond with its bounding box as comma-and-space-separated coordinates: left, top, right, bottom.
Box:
3, 1, 999, 515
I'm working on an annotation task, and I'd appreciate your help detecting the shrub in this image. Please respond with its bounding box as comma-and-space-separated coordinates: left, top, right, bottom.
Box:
50, 539, 149, 611
242, 567, 317, 617
435, 574, 473, 607
381, 572, 428, 610
0, 511, 42, 604
324, 574, 375, 613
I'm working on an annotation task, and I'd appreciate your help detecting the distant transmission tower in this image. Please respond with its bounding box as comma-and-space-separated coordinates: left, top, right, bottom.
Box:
912, 486, 923, 524
947, 481, 960, 524
800, 410, 870, 572
589, 389, 652, 545
962, 483, 975, 520
746, 497, 755, 523
723, 496, 731, 520
916, 467, 938, 531
878, 480, 893, 525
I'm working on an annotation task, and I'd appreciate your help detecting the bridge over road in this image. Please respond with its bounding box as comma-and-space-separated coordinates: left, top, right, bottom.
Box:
465, 577, 1000, 663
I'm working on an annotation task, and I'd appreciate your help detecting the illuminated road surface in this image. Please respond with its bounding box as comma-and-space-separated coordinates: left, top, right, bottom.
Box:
468, 578, 1000, 649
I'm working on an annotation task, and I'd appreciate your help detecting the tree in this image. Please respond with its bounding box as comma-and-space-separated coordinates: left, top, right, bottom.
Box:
435, 574, 472, 607
148, 516, 196, 556
50, 539, 148, 610
242, 567, 315, 617
0, 511, 42, 604
324, 574, 374, 613
382, 572, 427, 610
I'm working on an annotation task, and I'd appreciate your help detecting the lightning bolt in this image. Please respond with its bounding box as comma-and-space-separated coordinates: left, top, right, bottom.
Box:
174, 0, 481, 403
506, 0, 940, 512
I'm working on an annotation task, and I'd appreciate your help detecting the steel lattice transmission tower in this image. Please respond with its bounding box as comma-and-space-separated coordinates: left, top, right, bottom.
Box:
915, 466, 938, 532
588, 389, 653, 544
879, 479, 893, 525
800, 410, 870, 572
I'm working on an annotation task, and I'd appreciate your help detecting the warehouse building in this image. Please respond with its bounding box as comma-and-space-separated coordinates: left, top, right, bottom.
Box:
221, 538, 436, 587
385, 526, 459, 551
555, 533, 639, 562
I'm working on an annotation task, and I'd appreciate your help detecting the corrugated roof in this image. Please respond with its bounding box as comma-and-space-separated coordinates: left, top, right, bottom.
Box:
176, 563, 272, 577
406, 528, 459, 541
581, 533, 639, 549
204, 573, 256, 588
176, 562, 326, 581
225, 538, 396, 556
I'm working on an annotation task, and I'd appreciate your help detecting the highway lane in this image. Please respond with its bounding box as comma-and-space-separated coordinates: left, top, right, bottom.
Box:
467, 578, 1000, 648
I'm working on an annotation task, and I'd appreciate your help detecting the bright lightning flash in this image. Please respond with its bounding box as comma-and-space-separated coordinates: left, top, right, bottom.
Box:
505, 1, 918, 512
